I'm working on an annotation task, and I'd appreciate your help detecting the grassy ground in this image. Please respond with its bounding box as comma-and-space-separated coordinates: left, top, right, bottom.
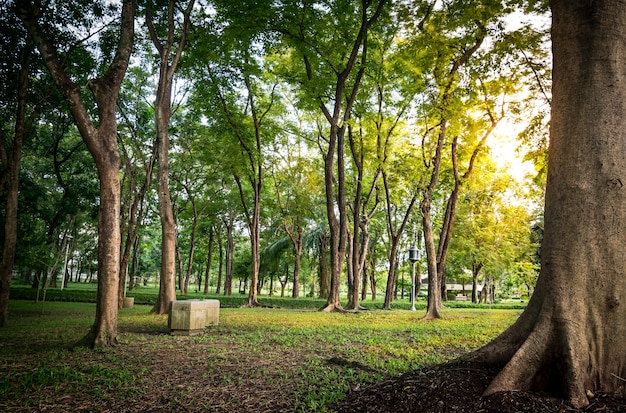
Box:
0, 298, 521, 412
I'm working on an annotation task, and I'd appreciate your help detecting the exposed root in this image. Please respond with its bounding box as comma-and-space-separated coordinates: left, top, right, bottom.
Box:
343, 304, 369, 311
611, 373, 626, 383
423, 306, 442, 320
319, 303, 346, 313
482, 315, 590, 409
240, 300, 275, 309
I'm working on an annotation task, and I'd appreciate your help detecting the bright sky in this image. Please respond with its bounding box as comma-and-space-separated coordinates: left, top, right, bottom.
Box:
488, 119, 534, 184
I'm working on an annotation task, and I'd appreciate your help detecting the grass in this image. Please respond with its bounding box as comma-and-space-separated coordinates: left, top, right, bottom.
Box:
9, 282, 529, 310
0, 298, 521, 412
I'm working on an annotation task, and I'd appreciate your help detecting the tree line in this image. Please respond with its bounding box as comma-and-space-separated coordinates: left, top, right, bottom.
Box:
0, 0, 550, 346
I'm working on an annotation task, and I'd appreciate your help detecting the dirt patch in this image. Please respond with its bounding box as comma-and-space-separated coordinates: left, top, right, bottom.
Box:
334, 361, 626, 413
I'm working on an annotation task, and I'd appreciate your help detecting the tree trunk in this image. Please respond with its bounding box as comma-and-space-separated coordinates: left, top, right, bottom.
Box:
185, 201, 200, 295
345, 123, 380, 311
224, 218, 234, 296
0, 43, 30, 327
85, 164, 122, 347
216, 231, 224, 294
244, 181, 262, 307
471, 262, 483, 304
472, 2, 626, 407
18, 0, 134, 347
383, 241, 400, 310
147, 0, 194, 314
176, 236, 186, 294
369, 252, 378, 301
422, 197, 441, 319
318, 231, 330, 299
320, 123, 346, 312
203, 226, 214, 294
287, 229, 303, 299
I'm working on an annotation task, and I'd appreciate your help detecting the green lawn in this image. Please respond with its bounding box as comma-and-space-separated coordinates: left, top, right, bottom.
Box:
0, 298, 521, 412
9, 282, 529, 310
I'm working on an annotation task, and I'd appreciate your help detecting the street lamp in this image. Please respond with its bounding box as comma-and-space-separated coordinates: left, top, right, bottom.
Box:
408, 244, 420, 311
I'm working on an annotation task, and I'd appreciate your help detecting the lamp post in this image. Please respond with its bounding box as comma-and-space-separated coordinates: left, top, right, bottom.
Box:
408, 244, 419, 311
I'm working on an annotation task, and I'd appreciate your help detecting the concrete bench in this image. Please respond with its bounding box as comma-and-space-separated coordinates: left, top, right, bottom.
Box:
455, 294, 468, 301
168, 299, 220, 336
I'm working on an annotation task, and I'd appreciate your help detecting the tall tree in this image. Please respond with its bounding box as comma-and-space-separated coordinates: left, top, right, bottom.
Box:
0, 30, 31, 327
191, 0, 282, 306
471, 1, 626, 407
418, 19, 486, 319
278, 0, 387, 312
146, 0, 195, 314
17, 0, 134, 347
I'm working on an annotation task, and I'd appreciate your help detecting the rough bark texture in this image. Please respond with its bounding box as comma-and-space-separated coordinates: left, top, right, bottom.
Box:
470, 1, 626, 407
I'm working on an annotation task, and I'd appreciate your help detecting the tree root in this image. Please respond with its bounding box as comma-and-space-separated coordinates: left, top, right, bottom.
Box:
480, 314, 590, 409
319, 303, 346, 313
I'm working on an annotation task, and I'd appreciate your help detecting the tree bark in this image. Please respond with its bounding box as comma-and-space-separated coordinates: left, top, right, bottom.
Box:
471, 1, 626, 407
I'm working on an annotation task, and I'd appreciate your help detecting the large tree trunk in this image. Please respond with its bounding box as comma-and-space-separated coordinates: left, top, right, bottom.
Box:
18, 0, 134, 347
86, 164, 122, 347
471, 1, 626, 407
0, 43, 30, 327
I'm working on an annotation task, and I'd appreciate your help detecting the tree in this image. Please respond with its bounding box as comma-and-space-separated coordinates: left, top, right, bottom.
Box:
276, 0, 387, 312
0, 24, 31, 327
146, 0, 194, 314
471, 1, 626, 407
17, 0, 134, 347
